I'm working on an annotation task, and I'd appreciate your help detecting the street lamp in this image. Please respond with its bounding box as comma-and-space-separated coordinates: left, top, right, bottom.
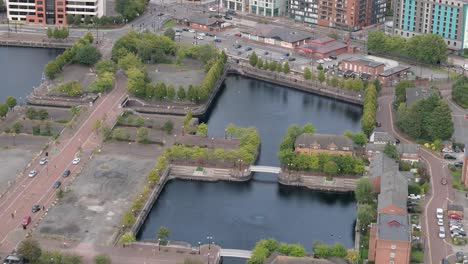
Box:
198, 241, 201, 254
207, 236, 213, 249
158, 238, 161, 251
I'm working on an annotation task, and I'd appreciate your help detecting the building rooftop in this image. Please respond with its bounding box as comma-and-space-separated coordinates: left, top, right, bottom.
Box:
369, 152, 399, 178
447, 204, 464, 212
405, 87, 439, 106
295, 133, 354, 151
378, 213, 411, 241
299, 41, 348, 54
342, 58, 384, 68
243, 24, 313, 43
266, 253, 347, 264
370, 132, 395, 144
396, 143, 418, 155
380, 65, 410, 77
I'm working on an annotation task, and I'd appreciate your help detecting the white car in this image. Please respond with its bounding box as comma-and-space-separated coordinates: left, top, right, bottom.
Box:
436, 208, 444, 219
39, 158, 48, 165
28, 170, 37, 178
197, 36, 204, 40
209, 7, 217, 11
439, 226, 446, 238
188, 29, 196, 33
72, 158, 81, 165
408, 194, 421, 200
198, 33, 206, 37
317, 59, 325, 64
438, 219, 444, 226
324, 58, 332, 62
175, 32, 181, 36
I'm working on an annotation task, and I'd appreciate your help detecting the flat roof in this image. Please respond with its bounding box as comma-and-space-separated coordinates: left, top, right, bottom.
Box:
380, 65, 411, 77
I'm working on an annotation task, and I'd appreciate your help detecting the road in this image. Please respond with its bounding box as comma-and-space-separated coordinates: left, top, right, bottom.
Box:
0, 74, 127, 253
377, 92, 453, 264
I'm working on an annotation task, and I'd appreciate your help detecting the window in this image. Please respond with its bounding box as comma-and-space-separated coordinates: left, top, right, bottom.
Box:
391, 244, 396, 249
390, 252, 395, 258
57, 1, 63, 5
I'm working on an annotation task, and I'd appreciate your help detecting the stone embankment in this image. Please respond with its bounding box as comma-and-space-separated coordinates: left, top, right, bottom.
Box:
278, 173, 359, 192
27, 94, 98, 107
0, 34, 75, 49
169, 165, 251, 182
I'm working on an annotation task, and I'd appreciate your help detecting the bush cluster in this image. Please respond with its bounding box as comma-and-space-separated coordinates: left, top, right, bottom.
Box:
55, 81, 84, 96
248, 239, 306, 264
452, 76, 468, 108
360, 83, 377, 136
89, 59, 116, 93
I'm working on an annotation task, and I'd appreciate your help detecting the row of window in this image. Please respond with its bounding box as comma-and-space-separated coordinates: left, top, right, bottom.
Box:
8, 5, 35, 9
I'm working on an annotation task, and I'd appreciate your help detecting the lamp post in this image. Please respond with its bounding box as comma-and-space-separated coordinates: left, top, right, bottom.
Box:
198, 241, 201, 254
224, 128, 227, 139
158, 238, 161, 251
207, 236, 213, 249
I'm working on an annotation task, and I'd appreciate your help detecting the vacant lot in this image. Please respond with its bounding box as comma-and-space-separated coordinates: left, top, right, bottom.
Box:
146, 58, 205, 89
36, 143, 160, 245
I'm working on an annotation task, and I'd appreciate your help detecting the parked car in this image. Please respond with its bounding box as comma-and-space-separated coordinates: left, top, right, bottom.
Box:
324, 58, 332, 62
438, 219, 444, 226
31, 204, 41, 213
206, 33, 215, 37
329, 55, 337, 60
188, 29, 196, 33
21, 216, 31, 227
237, 51, 242, 55
3, 255, 23, 264
182, 28, 189, 31
175, 28, 183, 33
198, 32, 206, 37
234, 33, 242, 37
234, 44, 242, 49
264, 51, 269, 55
245, 47, 252, 51
175, 32, 181, 37
208, 6, 217, 11
288, 57, 296, 62
28, 170, 37, 178
226, 9, 237, 15
375, 121, 382, 127
224, 15, 233, 20
450, 214, 463, 220
439, 226, 446, 238
444, 154, 457, 160
455, 162, 464, 167
408, 194, 421, 200
317, 59, 325, 64
214, 38, 222, 43
39, 158, 48, 165
284, 53, 290, 57
407, 201, 419, 206
72, 158, 81, 165
53, 180, 61, 189
436, 208, 444, 219
197, 35, 204, 40
63, 169, 71, 177
395, 138, 401, 144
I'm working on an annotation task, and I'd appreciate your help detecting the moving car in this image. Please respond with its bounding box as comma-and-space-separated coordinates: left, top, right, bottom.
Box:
436, 208, 444, 219
214, 39, 222, 43
234, 33, 242, 37
288, 57, 296, 62
28, 170, 37, 178
53, 180, 61, 189
441, 177, 447, 185
439, 226, 446, 238
3, 255, 24, 264
317, 59, 325, 64
21, 216, 31, 227
72, 158, 81, 165
157, 12, 164, 16
31, 204, 41, 213
264, 51, 269, 55
63, 169, 71, 177
39, 158, 48, 165
234, 44, 242, 49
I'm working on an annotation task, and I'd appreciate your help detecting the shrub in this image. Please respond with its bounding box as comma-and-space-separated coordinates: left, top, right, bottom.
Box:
56, 81, 84, 96
74, 44, 102, 66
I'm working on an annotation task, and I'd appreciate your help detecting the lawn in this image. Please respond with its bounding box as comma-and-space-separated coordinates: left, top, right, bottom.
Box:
163, 19, 176, 28
450, 166, 468, 191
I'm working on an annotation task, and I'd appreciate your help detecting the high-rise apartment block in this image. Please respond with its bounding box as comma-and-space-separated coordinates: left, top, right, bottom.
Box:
289, 0, 386, 29
393, 0, 468, 50
6, 0, 105, 25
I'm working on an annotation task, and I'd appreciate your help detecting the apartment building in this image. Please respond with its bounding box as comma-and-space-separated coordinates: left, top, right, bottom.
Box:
393, 0, 468, 50
289, 0, 385, 29
6, 0, 105, 24
249, 0, 286, 16
223, 0, 247, 12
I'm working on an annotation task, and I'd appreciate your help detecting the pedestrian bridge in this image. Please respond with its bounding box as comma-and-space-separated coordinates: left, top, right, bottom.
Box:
249, 165, 281, 174
219, 249, 252, 259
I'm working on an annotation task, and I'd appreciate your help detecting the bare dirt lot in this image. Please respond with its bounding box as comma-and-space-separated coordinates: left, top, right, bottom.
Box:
0, 134, 49, 195
146, 58, 205, 89
49, 64, 97, 93
36, 143, 160, 245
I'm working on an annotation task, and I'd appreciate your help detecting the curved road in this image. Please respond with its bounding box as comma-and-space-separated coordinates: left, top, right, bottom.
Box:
0, 75, 127, 253
377, 93, 453, 264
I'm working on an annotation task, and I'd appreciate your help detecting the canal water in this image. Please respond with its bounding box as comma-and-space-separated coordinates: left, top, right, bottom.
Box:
137, 75, 363, 261
0, 47, 61, 103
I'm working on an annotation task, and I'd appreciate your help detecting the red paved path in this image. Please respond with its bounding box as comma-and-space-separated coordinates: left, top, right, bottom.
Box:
0, 74, 127, 253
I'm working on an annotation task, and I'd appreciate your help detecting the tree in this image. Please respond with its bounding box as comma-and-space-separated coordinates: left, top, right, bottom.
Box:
0, 103, 8, 117
352, 132, 367, 146
427, 101, 454, 140
137, 127, 149, 143
162, 120, 174, 134
66, 14, 74, 25
47, 27, 53, 38
357, 203, 377, 230
17, 239, 42, 263
164, 28, 176, 41
73, 15, 82, 26
95, 59, 116, 74
119, 232, 136, 244
283, 62, 290, 74
38, 109, 49, 120
302, 123, 316, 134
317, 64, 323, 71
12, 121, 23, 134
275, 62, 282, 72
177, 86, 186, 100
167, 85, 176, 100
74, 44, 102, 65
256, 58, 263, 68
157, 226, 170, 240
303, 67, 312, 80
394, 80, 413, 106
452, 76, 468, 108
94, 255, 111, 264
383, 142, 399, 159
196, 123, 208, 137
323, 161, 338, 176
249, 51, 258, 66
318, 70, 325, 84
121, 210, 136, 226
355, 178, 374, 204
44, 61, 60, 79
330, 243, 347, 258
346, 249, 359, 264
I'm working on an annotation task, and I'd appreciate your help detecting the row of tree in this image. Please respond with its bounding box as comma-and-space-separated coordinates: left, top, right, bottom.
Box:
66, 14, 125, 26
249, 51, 291, 74
248, 239, 306, 264
360, 83, 377, 136
46, 27, 69, 39
396, 93, 454, 141
115, 0, 147, 21
0, 96, 17, 118
89, 59, 116, 93
367, 31, 448, 64
452, 76, 468, 108
313, 241, 356, 260
45, 32, 101, 79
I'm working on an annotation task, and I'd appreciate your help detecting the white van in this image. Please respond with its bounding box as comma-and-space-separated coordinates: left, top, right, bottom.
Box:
436, 208, 444, 219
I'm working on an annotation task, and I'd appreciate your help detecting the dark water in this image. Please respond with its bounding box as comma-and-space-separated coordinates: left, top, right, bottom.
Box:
0, 47, 61, 103
137, 75, 363, 260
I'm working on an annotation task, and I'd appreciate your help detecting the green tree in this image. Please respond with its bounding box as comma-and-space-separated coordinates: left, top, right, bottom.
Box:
452, 76, 468, 108
89, 72, 115, 93
47, 27, 53, 38
197, 123, 208, 137
157, 226, 170, 240
330, 243, 347, 258
38, 109, 49, 120
318, 70, 325, 84
427, 101, 454, 140
323, 161, 338, 176
12, 121, 23, 133
357, 203, 377, 230
74, 44, 102, 65
84, 15, 92, 25
406, 34, 447, 64
394, 80, 414, 106
303, 67, 312, 80
352, 132, 367, 146
330, 76, 339, 87
317, 64, 323, 71
17, 239, 42, 263
95, 59, 116, 74
73, 15, 81, 26
94, 255, 111, 264
302, 123, 316, 133
164, 28, 175, 41
137, 127, 149, 143
313, 241, 331, 258
383, 142, 399, 159
44, 61, 60, 79
177, 86, 186, 100
269, 61, 277, 71
121, 210, 136, 226
367, 31, 387, 53
283, 62, 290, 74
275, 62, 282, 72
162, 120, 174, 134
249, 51, 258, 66
119, 232, 136, 244
66, 14, 74, 25
167, 85, 176, 100
0, 103, 8, 117
354, 178, 374, 204
256, 58, 263, 68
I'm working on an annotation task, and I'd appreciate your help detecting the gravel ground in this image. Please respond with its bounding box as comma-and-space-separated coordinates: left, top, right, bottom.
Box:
146, 59, 205, 90
0, 135, 49, 195
36, 144, 160, 246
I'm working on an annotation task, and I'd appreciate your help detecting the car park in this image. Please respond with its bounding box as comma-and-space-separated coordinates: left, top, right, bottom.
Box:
444, 154, 457, 160
63, 169, 71, 177
436, 208, 444, 219
31, 204, 41, 213
39, 158, 48, 165
439, 226, 446, 238
72, 158, 80, 164
53, 180, 61, 189
28, 170, 37, 178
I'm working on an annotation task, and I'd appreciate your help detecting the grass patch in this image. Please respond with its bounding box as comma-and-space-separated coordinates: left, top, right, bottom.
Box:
450, 166, 468, 191
55, 118, 71, 124
163, 19, 176, 28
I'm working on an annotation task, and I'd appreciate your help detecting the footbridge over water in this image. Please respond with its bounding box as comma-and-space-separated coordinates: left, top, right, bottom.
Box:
249, 165, 281, 174
219, 248, 252, 259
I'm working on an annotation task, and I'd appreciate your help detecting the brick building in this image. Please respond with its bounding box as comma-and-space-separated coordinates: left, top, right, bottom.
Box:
240, 24, 313, 49
339, 58, 385, 80
294, 133, 354, 155
297, 37, 349, 58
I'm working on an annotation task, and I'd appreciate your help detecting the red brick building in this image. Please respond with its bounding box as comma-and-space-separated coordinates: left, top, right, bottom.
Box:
316, 0, 371, 29
297, 37, 350, 59
294, 133, 354, 156
339, 58, 385, 80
